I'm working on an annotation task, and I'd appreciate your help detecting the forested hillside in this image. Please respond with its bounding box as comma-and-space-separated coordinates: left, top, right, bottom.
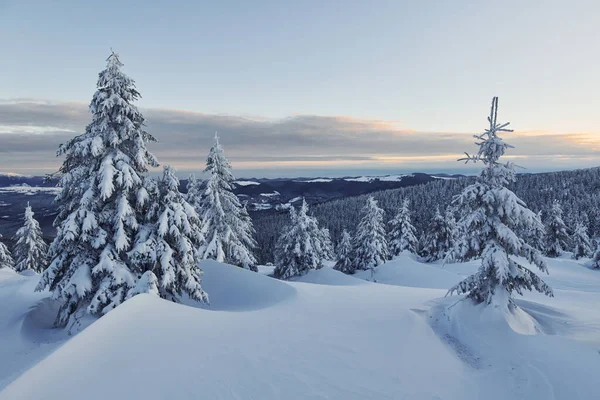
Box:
254, 167, 600, 264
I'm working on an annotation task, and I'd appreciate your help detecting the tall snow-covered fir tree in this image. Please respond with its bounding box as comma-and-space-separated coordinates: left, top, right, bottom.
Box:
419, 207, 454, 262
333, 229, 354, 274
448, 97, 553, 309
388, 198, 418, 256
13, 203, 49, 273
129, 166, 208, 303
274, 200, 328, 279
353, 196, 388, 278
571, 221, 593, 260
0, 235, 14, 270
37, 52, 160, 327
198, 133, 257, 271
545, 200, 570, 258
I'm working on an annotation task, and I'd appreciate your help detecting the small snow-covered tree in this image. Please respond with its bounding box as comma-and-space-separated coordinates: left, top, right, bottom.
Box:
388, 198, 418, 256
129, 166, 208, 303
274, 200, 327, 279
420, 207, 454, 262
353, 196, 388, 278
524, 210, 546, 252
0, 235, 14, 270
334, 229, 354, 274
185, 173, 204, 212
571, 221, 593, 260
37, 52, 159, 327
199, 133, 257, 271
319, 227, 335, 260
448, 97, 553, 309
592, 244, 600, 269
545, 200, 570, 257
13, 203, 48, 273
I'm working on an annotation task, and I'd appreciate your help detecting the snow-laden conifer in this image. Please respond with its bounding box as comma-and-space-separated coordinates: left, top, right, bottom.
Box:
129, 166, 208, 303
126, 270, 160, 299
353, 196, 388, 278
186, 173, 204, 212
388, 198, 418, 256
37, 52, 159, 326
199, 133, 257, 271
571, 221, 593, 260
545, 200, 570, 258
319, 227, 335, 260
333, 229, 354, 274
448, 97, 553, 309
0, 235, 14, 270
420, 207, 454, 262
274, 200, 327, 279
592, 244, 600, 269
13, 203, 48, 273
524, 210, 546, 252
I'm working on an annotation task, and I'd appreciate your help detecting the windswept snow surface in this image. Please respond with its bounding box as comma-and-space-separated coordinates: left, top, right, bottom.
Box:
0, 269, 72, 390
1, 255, 600, 399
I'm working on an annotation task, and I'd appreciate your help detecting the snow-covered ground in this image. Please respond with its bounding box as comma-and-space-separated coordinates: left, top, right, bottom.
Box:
1, 255, 599, 399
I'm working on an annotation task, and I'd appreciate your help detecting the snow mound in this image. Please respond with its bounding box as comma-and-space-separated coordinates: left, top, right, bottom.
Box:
354, 254, 463, 289
191, 260, 296, 311
426, 297, 600, 399
1, 282, 468, 400
292, 266, 369, 286
20, 298, 65, 342
0, 267, 18, 282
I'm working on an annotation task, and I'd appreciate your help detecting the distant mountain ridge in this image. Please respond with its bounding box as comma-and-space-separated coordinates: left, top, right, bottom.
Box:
0, 171, 462, 238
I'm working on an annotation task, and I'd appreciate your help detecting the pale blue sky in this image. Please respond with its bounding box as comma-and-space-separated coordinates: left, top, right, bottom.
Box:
1, 0, 599, 177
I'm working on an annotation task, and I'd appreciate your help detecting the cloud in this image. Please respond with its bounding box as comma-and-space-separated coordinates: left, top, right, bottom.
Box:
0, 99, 599, 177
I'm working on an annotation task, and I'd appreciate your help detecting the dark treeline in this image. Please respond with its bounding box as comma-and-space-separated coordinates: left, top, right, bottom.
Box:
253, 167, 600, 264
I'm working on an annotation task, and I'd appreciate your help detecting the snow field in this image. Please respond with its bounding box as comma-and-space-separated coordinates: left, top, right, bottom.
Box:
1, 254, 600, 399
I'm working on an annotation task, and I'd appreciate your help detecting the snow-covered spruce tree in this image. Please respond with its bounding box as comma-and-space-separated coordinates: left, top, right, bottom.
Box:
524, 210, 546, 252
333, 229, 354, 274
319, 227, 335, 260
545, 200, 570, 258
388, 198, 418, 256
448, 97, 553, 309
274, 200, 327, 279
419, 207, 454, 262
185, 173, 204, 212
571, 221, 593, 260
199, 133, 257, 271
446, 219, 480, 263
353, 196, 388, 278
0, 235, 14, 270
36, 52, 160, 327
13, 203, 49, 273
129, 166, 208, 303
